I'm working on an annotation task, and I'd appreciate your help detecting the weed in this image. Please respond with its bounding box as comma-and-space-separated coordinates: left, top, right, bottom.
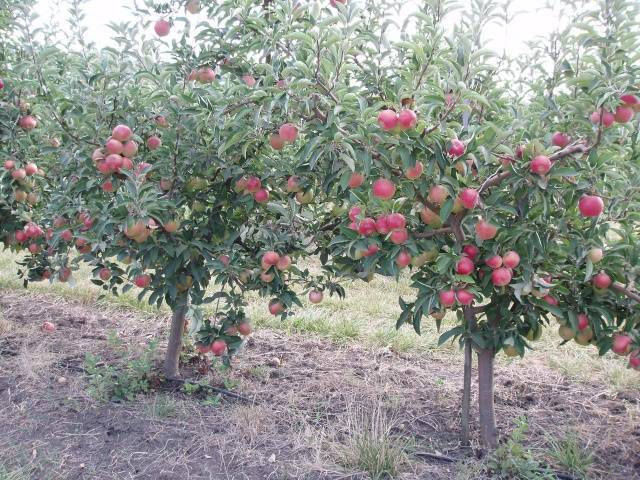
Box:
147, 395, 178, 419
546, 431, 593, 479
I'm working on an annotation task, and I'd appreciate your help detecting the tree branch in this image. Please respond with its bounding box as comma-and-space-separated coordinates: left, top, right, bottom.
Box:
612, 281, 640, 303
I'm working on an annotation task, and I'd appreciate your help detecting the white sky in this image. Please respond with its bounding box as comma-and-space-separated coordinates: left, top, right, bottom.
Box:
34, 0, 559, 57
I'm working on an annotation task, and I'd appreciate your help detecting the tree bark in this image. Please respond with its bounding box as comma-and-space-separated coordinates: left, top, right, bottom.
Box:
460, 306, 476, 446
477, 348, 498, 449
164, 295, 189, 379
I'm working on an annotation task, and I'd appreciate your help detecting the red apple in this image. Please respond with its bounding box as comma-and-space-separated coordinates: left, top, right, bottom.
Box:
270, 134, 286, 150
348, 206, 362, 222
348, 172, 365, 188
237, 322, 252, 336
578, 195, 604, 217
154, 19, 171, 37
543, 295, 558, 306
614, 105, 634, 123
396, 250, 412, 268
448, 139, 465, 157
102, 181, 114, 192
389, 228, 408, 245
309, 290, 324, 304
455, 256, 475, 275
476, 219, 498, 240
439, 290, 456, 307
41, 321, 56, 332
502, 251, 520, 269
99, 268, 112, 281
462, 244, 479, 260
134, 274, 151, 288
242, 75, 256, 87
245, 176, 261, 193
262, 251, 280, 266
456, 289, 474, 305
405, 161, 423, 180
268, 299, 285, 315
112, 124, 132, 142
551, 132, 570, 148
61, 229, 73, 242
197, 67, 216, 83
377, 109, 398, 131
211, 339, 226, 356
15, 230, 27, 243
122, 141, 138, 158
276, 255, 291, 271
186, 0, 201, 14
629, 350, 640, 370
485, 254, 502, 269
397, 109, 417, 130
530, 155, 551, 175
358, 218, 377, 236
621, 93, 640, 107
587, 247, 603, 263
592, 271, 611, 289
254, 188, 269, 203
515, 145, 524, 158
590, 109, 614, 128
385, 213, 405, 230
612, 333, 632, 356
491, 267, 512, 287
18, 115, 37, 130
375, 215, 389, 234
372, 178, 396, 200
279, 123, 298, 142
25, 163, 38, 176
428, 185, 448, 205
286, 176, 301, 192
420, 207, 441, 227
577, 313, 589, 331
146, 135, 162, 150
105, 138, 123, 155
11, 168, 26, 180
4, 159, 15, 170
365, 244, 379, 256
458, 188, 479, 209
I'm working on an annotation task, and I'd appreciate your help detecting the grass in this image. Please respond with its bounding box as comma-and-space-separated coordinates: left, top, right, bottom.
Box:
546, 431, 594, 479
0, 463, 34, 480
0, 251, 638, 393
146, 394, 179, 419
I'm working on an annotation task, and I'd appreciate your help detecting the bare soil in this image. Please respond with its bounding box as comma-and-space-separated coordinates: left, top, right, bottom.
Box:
0, 290, 638, 479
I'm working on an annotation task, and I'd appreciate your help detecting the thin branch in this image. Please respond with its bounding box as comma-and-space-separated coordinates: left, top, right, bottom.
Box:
414, 227, 453, 239
612, 281, 640, 303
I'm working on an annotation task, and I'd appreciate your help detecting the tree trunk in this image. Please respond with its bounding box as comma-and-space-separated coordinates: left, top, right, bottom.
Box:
477, 348, 498, 449
164, 296, 189, 379
460, 306, 476, 446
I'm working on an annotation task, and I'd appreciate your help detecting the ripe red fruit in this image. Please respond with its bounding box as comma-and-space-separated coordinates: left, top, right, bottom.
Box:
455, 256, 475, 275
578, 195, 604, 217
268, 299, 285, 315
61, 229, 73, 242
462, 244, 479, 260
515, 145, 524, 158
577, 313, 589, 331
245, 176, 261, 193
102, 181, 114, 193
105, 138, 123, 155
112, 124, 132, 142
530, 155, 551, 175
375, 215, 389, 234
587, 247, 603, 263
358, 218, 377, 236
134, 274, 151, 288
197, 67, 216, 83
276, 255, 292, 271
146, 135, 162, 150
15, 230, 27, 243
286, 176, 301, 193
18, 115, 37, 130
11, 168, 26, 180
279, 123, 298, 142
348, 206, 362, 222
447, 139, 465, 157
4, 159, 15, 170
377, 109, 398, 131
428, 185, 448, 205
185, 0, 201, 14
476, 219, 498, 241
456, 289, 474, 305
502, 251, 520, 269
389, 228, 408, 245
405, 161, 423, 180
25, 163, 38, 176
420, 207, 441, 226
99, 268, 112, 281
543, 295, 558, 306
458, 188, 479, 209
28, 243, 40, 254
154, 19, 171, 37
262, 251, 280, 266
196, 343, 210, 354
41, 321, 56, 333
485, 254, 502, 269
385, 213, 406, 230
122, 141, 138, 158
348, 172, 365, 188
219, 254, 230, 267
590, 109, 614, 128
491, 267, 512, 287
309, 290, 324, 304
621, 93, 640, 107
270, 134, 286, 150
614, 105, 634, 123
612, 333, 632, 356
0, 78, 3, 89
439, 290, 456, 307
211, 339, 226, 356
254, 188, 269, 203
551, 132, 570, 148
372, 178, 396, 200
630, 350, 640, 370
364, 244, 379, 256
397, 109, 417, 130
396, 250, 412, 268
242, 75, 256, 87
592, 271, 611, 289
59, 267, 72, 282
237, 322, 252, 336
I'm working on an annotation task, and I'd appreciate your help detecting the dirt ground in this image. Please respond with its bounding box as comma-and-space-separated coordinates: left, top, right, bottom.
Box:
0, 289, 638, 479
